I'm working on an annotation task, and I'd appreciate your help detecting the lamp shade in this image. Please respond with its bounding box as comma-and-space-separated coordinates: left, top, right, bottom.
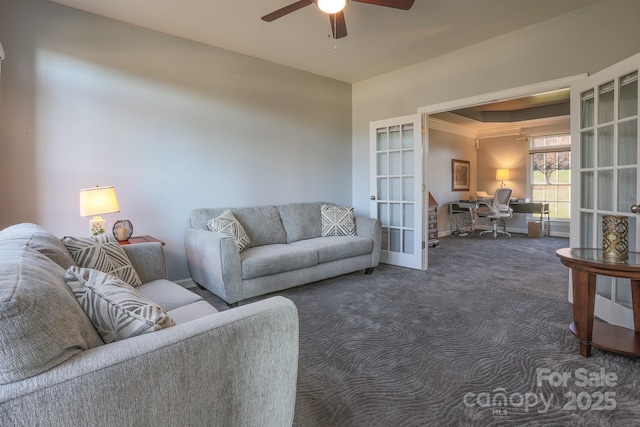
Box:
496, 168, 510, 181
317, 0, 346, 13
80, 186, 120, 217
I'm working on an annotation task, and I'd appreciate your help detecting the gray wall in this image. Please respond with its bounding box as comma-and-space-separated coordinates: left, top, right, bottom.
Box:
0, 0, 352, 280
352, 0, 640, 222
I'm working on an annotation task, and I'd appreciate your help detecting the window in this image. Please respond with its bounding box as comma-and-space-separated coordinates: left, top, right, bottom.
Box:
529, 134, 571, 219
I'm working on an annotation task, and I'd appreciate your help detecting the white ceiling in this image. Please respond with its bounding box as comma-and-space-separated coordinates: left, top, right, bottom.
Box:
47, 0, 603, 84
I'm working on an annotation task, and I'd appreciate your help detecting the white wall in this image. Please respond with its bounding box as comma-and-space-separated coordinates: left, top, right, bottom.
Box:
427, 129, 476, 236
0, 0, 352, 280
352, 0, 640, 219
477, 135, 528, 199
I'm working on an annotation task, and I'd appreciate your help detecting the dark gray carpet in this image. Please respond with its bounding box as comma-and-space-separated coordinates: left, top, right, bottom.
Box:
192, 233, 640, 426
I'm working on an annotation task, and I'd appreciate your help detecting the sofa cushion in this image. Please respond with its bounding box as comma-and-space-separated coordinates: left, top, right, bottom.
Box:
62, 234, 142, 286
0, 223, 76, 269
0, 245, 104, 385
207, 210, 251, 251
240, 244, 318, 279
136, 279, 204, 311
65, 267, 175, 343
290, 236, 373, 263
167, 300, 219, 324
278, 202, 332, 243
321, 205, 356, 237
191, 206, 287, 247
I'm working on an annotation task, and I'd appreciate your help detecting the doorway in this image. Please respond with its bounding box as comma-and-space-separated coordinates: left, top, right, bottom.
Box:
418, 75, 585, 252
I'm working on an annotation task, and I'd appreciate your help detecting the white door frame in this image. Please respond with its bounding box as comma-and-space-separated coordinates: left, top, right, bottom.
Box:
417, 74, 587, 280
417, 75, 586, 116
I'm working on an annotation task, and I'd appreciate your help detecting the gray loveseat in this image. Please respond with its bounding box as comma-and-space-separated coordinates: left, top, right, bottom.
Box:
0, 223, 298, 427
185, 202, 382, 305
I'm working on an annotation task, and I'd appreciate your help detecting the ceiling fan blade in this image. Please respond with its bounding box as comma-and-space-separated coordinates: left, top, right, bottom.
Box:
352, 0, 415, 10
261, 0, 314, 22
329, 11, 347, 39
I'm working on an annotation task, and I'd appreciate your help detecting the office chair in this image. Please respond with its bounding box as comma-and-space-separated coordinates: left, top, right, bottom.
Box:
477, 187, 513, 239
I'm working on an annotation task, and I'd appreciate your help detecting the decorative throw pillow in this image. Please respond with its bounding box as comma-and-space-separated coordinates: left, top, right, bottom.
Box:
62, 234, 142, 287
321, 204, 356, 237
64, 266, 175, 343
207, 209, 251, 251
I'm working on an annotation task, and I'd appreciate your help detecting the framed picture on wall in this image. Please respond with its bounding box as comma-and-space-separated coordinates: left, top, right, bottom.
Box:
451, 159, 470, 191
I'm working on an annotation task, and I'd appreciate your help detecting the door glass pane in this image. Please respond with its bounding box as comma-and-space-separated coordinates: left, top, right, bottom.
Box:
403, 203, 414, 228
629, 216, 637, 252
597, 125, 614, 167
403, 177, 414, 201
389, 151, 401, 175
376, 128, 388, 151
381, 228, 389, 250
597, 276, 612, 299
390, 203, 401, 227
402, 150, 414, 175
581, 212, 594, 247
581, 89, 595, 128
581, 130, 594, 168
619, 71, 638, 119
598, 81, 615, 124
389, 126, 401, 149
377, 153, 388, 175
619, 120, 637, 166
403, 230, 414, 254
597, 170, 613, 211
581, 171, 594, 209
378, 203, 388, 225
390, 228, 401, 252
615, 279, 632, 307
377, 178, 388, 200
618, 168, 637, 212
596, 213, 605, 248
402, 124, 414, 148
390, 177, 401, 200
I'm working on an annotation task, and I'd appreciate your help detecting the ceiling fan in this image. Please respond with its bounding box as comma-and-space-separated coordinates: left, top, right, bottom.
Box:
261, 0, 415, 39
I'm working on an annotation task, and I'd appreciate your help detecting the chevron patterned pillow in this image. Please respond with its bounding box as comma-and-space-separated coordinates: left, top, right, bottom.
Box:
62, 234, 142, 287
321, 205, 356, 237
64, 266, 175, 343
207, 210, 251, 251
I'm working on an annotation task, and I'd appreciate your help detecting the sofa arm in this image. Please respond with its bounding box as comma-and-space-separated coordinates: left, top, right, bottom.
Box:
0, 296, 299, 427
121, 242, 167, 282
356, 216, 382, 267
185, 228, 243, 304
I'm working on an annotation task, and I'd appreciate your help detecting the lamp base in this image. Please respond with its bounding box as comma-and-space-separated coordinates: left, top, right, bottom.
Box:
89, 216, 107, 236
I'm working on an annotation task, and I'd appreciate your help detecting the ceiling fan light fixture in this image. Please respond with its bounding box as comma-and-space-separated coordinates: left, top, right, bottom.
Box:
317, 0, 346, 14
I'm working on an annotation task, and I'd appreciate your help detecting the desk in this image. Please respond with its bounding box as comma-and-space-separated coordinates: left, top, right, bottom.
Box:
556, 248, 640, 357
449, 201, 481, 233
510, 202, 550, 236
450, 201, 550, 235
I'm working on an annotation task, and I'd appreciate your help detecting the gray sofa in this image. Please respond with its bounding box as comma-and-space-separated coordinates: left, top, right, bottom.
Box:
0, 223, 299, 427
185, 202, 382, 305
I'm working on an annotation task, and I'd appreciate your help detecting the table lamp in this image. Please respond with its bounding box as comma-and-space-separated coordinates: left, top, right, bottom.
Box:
496, 168, 510, 188
80, 186, 120, 236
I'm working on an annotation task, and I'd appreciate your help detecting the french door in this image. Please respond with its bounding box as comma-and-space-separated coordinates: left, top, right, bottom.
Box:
369, 114, 424, 269
570, 52, 640, 328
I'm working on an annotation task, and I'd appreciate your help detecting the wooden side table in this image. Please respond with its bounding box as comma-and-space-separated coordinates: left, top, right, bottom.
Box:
118, 235, 165, 246
556, 247, 640, 357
